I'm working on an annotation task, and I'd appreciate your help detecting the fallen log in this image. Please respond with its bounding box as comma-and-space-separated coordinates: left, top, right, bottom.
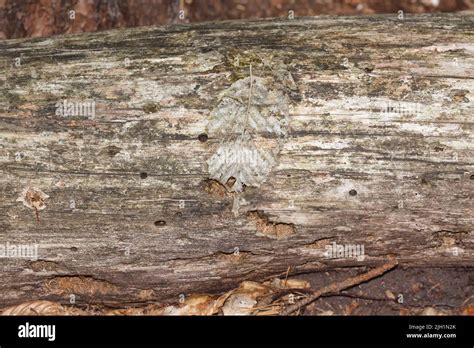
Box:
0, 13, 473, 308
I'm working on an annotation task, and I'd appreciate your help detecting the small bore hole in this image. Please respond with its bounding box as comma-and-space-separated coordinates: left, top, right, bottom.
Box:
470, 175, 474, 180
198, 133, 208, 142
349, 189, 357, 196
154, 220, 166, 227
70, 247, 78, 252
140, 172, 148, 179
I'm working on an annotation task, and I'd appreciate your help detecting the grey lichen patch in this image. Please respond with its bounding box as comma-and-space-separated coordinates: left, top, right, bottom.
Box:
184, 51, 224, 73
449, 89, 470, 103
312, 54, 349, 71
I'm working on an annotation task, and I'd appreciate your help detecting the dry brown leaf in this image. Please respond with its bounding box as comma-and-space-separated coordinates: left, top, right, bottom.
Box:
343, 301, 359, 315
221, 281, 273, 315
161, 294, 221, 316
1, 300, 86, 315
17, 187, 49, 211
105, 308, 148, 316
399, 308, 414, 316
222, 294, 257, 315
462, 306, 474, 315
420, 307, 448, 316
105, 304, 166, 316
102, 280, 277, 316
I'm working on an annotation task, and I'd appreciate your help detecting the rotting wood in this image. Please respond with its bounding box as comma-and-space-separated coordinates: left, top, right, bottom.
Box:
0, 14, 473, 308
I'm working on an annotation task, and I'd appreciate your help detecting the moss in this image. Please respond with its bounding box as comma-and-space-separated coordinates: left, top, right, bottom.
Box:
220, 49, 273, 82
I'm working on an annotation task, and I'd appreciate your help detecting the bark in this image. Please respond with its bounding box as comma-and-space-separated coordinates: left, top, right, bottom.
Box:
0, 13, 473, 307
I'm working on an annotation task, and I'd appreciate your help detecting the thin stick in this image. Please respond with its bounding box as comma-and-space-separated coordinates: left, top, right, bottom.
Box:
283, 266, 290, 288
280, 255, 398, 315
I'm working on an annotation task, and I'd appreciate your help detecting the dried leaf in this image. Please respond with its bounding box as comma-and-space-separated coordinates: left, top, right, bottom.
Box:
1, 300, 86, 315
207, 142, 275, 192
161, 295, 222, 316
208, 76, 289, 137
221, 281, 272, 315
420, 307, 447, 316
462, 306, 474, 315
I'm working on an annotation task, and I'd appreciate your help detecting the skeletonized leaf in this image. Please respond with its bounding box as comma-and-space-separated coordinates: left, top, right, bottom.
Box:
207, 142, 275, 192
208, 76, 289, 137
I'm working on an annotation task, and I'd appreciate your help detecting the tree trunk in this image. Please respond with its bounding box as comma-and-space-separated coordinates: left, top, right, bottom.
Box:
0, 13, 473, 308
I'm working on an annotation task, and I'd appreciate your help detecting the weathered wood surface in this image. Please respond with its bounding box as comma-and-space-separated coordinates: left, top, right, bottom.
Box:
0, 14, 473, 308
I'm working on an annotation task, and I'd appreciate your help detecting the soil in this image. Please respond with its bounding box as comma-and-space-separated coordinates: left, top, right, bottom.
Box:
299, 267, 472, 315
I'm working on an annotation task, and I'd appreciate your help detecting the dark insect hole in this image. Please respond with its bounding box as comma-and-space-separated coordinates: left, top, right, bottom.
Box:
154, 220, 166, 227
198, 133, 208, 142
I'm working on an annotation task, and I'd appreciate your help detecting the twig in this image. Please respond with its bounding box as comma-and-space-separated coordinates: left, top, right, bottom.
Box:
283, 266, 290, 288
280, 255, 398, 315
462, 295, 473, 306
321, 292, 392, 302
